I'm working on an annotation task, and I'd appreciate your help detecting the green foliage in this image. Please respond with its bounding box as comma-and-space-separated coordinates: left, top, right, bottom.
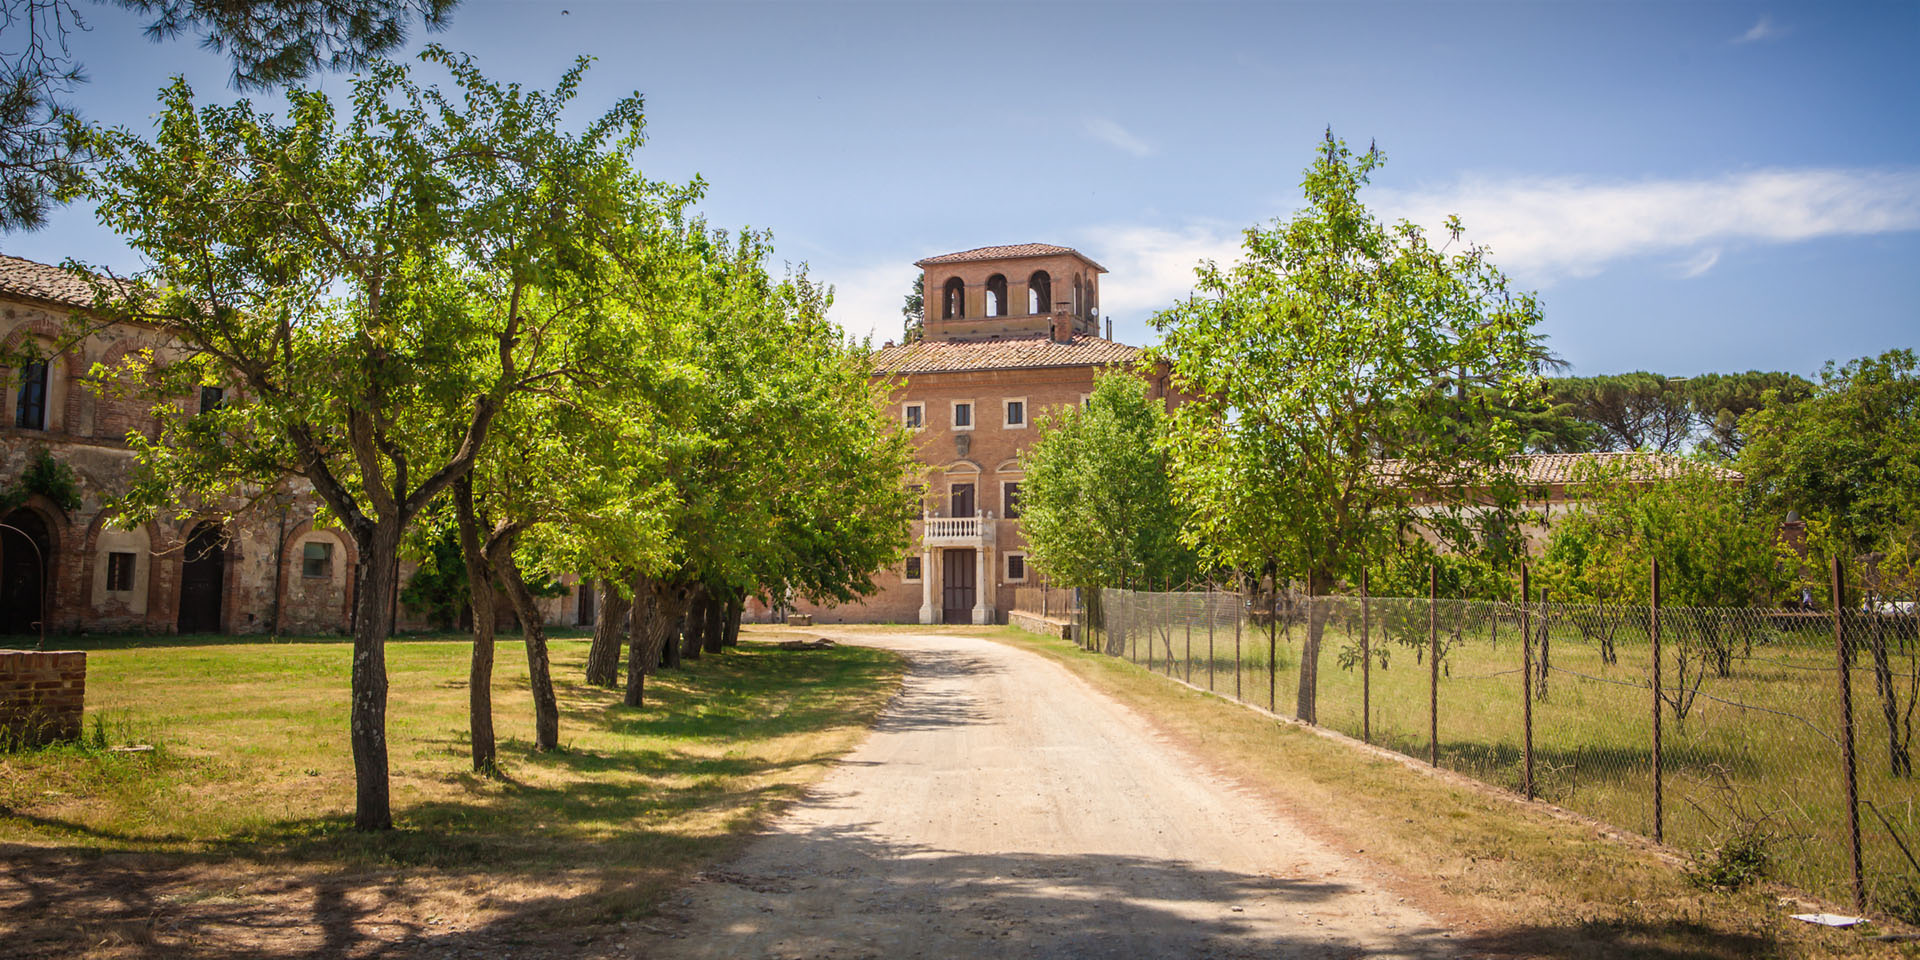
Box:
1017, 370, 1199, 589
901, 274, 924, 344
0, 448, 81, 514
400, 523, 466, 630
1546, 372, 1694, 454
1151, 132, 1544, 588
1687, 370, 1812, 458
1536, 456, 1785, 608
1740, 349, 1919, 560
1366, 539, 1514, 602
1686, 827, 1771, 891
6, 0, 457, 233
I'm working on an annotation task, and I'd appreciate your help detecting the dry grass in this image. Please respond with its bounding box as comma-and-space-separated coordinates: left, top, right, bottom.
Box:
0, 628, 902, 957
985, 623, 1920, 960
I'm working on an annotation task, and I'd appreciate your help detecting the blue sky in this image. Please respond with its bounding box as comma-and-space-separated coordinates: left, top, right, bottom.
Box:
11, 0, 1917, 377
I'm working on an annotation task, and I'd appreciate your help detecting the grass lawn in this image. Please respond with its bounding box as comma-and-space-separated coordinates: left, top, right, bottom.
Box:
0, 628, 902, 957
986, 622, 1920, 960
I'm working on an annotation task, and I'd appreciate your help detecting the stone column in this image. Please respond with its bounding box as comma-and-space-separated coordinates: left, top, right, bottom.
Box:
972, 539, 991, 625
918, 548, 936, 624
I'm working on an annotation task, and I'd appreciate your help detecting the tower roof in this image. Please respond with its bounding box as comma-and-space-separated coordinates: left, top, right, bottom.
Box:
914, 243, 1107, 272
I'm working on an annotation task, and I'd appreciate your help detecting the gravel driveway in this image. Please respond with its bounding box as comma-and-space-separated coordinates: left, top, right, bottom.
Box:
629, 629, 1455, 959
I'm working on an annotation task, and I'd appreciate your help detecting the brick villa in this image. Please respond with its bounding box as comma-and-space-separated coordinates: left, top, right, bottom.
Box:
753, 243, 1174, 625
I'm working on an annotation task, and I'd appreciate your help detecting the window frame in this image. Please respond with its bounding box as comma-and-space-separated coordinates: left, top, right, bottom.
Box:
951, 400, 974, 431
300, 540, 333, 579
1003, 397, 1027, 430
15, 359, 47, 430
105, 551, 137, 592
903, 556, 923, 583
1001, 480, 1023, 519
1005, 552, 1028, 583
902, 401, 925, 430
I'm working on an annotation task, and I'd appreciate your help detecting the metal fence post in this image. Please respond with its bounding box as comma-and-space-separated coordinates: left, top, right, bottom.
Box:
1184, 585, 1193, 684
1650, 558, 1663, 842
1207, 583, 1215, 692
1429, 563, 1439, 768
1833, 556, 1865, 912
1522, 564, 1534, 800
1269, 584, 1278, 714
1361, 569, 1371, 745
1234, 579, 1243, 702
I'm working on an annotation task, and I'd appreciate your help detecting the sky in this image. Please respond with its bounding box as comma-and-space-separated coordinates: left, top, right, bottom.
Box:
10, 0, 1917, 378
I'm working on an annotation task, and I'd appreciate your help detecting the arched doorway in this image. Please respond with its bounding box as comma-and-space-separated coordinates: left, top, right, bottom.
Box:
0, 508, 51, 634
178, 522, 225, 634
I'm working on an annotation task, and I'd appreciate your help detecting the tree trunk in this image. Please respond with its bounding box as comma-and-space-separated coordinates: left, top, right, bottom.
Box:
626, 574, 690, 707
493, 541, 560, 752
349, 515, 405, 830
585, 575, 632, 688
1294, 568, 1333, 725
703, 586, 727, 654
683, 586, 709, 661
453, 477, 498, 776
723, 590, 743, 647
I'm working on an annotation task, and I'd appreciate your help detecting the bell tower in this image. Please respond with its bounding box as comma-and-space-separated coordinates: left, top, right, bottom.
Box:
914, 243, 1107, 343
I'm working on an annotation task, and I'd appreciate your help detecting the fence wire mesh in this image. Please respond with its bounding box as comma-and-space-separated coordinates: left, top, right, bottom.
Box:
1073, 584, 1920, 912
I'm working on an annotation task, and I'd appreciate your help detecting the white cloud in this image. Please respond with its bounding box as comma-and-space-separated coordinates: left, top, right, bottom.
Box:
1373, 167, 1920, 285
1083, 117, 1154, 158
824, 259, 919, 345
1677, 247, 1721, 279
1733, 15, 1786, 44
1078, 222, 1244, 331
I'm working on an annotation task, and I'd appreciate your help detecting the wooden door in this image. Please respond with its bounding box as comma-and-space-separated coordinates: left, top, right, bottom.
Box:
178, 523, 225, 634
942, 549, 975, 624
0, 509, 48, 634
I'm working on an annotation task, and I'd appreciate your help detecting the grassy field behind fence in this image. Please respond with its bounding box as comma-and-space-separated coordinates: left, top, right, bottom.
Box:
1092, 589, 1920, 912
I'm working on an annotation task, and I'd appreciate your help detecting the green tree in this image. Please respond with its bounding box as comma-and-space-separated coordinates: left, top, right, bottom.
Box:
901, 273, 924, 343
1017, 369, 1198, 592
3, 0, 456, 232
1546, 372, 1694, 453
1687, 370, 1812, 458
1537, 456, 1786, 677
83, 49, 656, 828
1151, 133, 1544, 723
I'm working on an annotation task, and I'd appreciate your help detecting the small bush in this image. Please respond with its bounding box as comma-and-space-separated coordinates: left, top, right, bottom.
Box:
1687, 827, 1771, 890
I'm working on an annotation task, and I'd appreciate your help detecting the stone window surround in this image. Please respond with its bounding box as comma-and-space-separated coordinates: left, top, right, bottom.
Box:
1004, 552, 1027, 583
1003, 396, 1027, 429
902, 401, 924, 430
951, 399, 975, 431
902, 555, 923, 583
1000, 479, 1023, 519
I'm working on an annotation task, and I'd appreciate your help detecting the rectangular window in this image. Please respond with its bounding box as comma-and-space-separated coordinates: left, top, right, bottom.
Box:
1005, 399, 1026, 428
903, 402, 924, 429
953, 401, 973, 430
15, 360, 47, 430
904, 556, 923, 582
1003, 481, 1023, 519
1006, 553, 1027, 583
301, 540, 332, 579
199, 386, 225, 414
106, 552, 136, 592
950, 482, 976, 517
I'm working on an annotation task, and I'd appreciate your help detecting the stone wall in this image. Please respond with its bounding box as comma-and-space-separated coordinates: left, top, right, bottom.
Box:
0, 649, 84, 745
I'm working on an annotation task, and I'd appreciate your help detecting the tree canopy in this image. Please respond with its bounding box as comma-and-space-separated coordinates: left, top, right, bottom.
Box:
1150, 132, 1544, 721
1016, 369, 1199, 591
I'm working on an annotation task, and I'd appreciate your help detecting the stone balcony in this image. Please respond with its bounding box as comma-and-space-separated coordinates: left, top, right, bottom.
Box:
921, 512, 996, 547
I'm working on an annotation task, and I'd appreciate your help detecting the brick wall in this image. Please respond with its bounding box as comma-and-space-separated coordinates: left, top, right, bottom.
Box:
0, 650, 84, 746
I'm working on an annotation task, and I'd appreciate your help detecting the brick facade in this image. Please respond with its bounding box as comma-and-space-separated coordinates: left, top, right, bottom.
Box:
0, 254, 582, 639
749, 244, 1176, 626
0, 650, 84, 745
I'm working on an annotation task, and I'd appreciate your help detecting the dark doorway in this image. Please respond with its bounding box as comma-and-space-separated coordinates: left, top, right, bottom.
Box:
942, 549, 976, 624
178, 522, 225, 634
0, 509, 51, 634
577, 581, 596, 626
950, 483, 975, 518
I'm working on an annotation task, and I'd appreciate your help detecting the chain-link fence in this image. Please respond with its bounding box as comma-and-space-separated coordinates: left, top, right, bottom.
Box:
1067, 571, 1920, 915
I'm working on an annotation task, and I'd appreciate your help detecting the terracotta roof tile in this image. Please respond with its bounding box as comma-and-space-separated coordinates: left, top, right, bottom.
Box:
871, 335, 1141, 375
0, 253, 101, 308
915, 243, 1106, 271
1374, 451, 1744, 487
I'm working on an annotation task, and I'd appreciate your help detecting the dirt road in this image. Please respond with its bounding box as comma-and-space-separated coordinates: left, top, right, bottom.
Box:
630, 629, 1454, 959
